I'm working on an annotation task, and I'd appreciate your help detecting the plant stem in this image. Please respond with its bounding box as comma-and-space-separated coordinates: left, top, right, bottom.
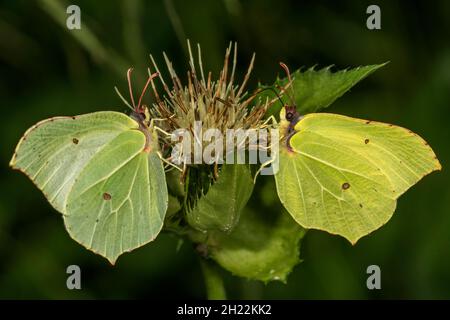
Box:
200, 258, 227, 300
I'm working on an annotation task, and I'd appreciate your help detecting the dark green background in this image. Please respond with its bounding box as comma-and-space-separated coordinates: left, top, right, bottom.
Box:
0, 0, 449, 299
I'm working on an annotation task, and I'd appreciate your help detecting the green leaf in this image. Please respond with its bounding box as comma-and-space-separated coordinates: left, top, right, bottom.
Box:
166, 169, 185, 197
262, 63, 387, 117
10, 111, 168, 264
186, 164, 254, 233
208, 208, 306, 282
167, 194, 182, 218
275, 113, 441, 244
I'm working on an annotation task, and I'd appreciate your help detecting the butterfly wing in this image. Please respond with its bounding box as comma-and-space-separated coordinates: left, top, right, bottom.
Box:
65, 130, 167, 264
275, 113, 441, 243
10, 111, 168, 263
10, 111, 139, 212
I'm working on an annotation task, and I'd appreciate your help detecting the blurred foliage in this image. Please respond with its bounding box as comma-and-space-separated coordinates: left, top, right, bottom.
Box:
0, 0, 449, 299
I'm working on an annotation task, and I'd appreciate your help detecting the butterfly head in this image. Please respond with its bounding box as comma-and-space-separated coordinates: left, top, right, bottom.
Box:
277, 62, 302, 137
281, 105, 300, 124
279, 105, 301, 137
131, 105, 151, 126
116, 68, 159, 128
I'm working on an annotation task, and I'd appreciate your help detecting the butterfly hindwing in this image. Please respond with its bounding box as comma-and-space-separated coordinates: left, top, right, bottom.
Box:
65, 130, 167, 264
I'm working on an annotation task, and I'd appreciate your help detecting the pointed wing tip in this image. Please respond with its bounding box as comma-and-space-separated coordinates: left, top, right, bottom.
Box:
9, 157, 16, 168
9, 161, 28, 176
90, 249, 119, 265
9, 149, 22, 168
423, 156, 442, 176
435, 159, 443, 171
342, 232, 367, 246
323, 228, 367, 245
86, 246, 120, 266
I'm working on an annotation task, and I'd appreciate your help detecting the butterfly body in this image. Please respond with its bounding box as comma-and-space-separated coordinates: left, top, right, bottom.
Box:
279, 105, 302, 151
130, 105, 157, 153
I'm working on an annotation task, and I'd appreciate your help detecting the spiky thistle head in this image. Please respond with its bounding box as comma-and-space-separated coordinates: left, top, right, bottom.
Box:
146, 41, 274, 135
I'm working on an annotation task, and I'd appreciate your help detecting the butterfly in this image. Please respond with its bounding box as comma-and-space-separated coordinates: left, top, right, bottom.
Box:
274, 63, 441, 243
10, 70, 168, 264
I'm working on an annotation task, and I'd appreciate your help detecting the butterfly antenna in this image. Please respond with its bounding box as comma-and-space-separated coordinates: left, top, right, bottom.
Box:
279, 62, 297, 106
137, 72, 159, 112
127, 68, 137, 110
114, 86, 134, 110
258, 86, 285, 107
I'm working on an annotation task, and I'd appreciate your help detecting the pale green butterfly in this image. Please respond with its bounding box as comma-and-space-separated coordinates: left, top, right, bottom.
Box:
9, 70, 168, 264
274, 65, 441, 244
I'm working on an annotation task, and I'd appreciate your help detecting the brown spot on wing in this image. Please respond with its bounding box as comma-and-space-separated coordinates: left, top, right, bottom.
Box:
103, 193, 112, 200
342, 182, 350, 190
72, 138, 79, 144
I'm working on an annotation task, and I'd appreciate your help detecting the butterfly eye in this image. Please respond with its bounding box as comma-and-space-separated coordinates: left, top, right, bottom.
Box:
286, 112, 294, 121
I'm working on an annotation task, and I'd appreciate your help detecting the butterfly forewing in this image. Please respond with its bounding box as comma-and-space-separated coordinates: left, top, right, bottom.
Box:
10, 111, 139, 212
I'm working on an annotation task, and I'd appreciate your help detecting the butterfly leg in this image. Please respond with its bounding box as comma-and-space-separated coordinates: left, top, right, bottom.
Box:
154, 126, 172, 137
253, 158, 276, 183
157, 152, 183, 172
261, 115, 278, 127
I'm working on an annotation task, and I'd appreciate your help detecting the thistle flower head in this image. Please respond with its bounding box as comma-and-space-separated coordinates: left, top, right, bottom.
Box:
147, 41, 273, 134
